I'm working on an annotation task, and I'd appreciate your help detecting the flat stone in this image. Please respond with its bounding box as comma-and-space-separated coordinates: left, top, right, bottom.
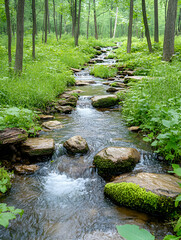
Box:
70, 67, 81, 72
66, 89, 83, 94
106, 87, 120, 93
42, 121, 64, 130
102, 82, 110, 85
55, 105, 73, 114
109, 82, 126, 88
107, 77, 116, 81
123, 70, 135, 76
63, 135, 89, 154
21, 138, 55, 157
14, 164, 39, 174
39, 115, 54, 120
88, 59, 96, 64
93, 147, 140, 178
128, 126, 140, 132
91, 95, 119, 108
75, 81, 90, 86
0, 128, 28, 145
95, 58, 104, 63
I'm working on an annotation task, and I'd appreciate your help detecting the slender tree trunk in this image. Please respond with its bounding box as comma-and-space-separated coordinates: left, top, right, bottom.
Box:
154, 0, 159, 42
127, 0, 133, 53
45, 0, 48, 43
93, 0, 98, 39
163, 0, 178, 61
5, 0, 12, 67
113, 7, 118, 38
75, 0, 81, 46
48, 2, 50, 33
14, 0, 25, 72
87, 0, 90, 39
59, 13, 63, 39
142, 0, 153, 52
165, 0, 168, 23
32, 0, 36, 59
71, 0, 76, 37
42, 13, 45, 42
178, 8, 181, 34
53, 0, 58, 40
110, 2, 113, 38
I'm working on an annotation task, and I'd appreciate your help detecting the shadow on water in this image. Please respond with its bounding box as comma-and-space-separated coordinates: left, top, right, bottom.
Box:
0, 48, 173, 240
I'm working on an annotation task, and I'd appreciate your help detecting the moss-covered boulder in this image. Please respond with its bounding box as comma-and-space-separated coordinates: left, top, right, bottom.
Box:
104, 172, 181, 216
93, 147, 140, 178
63, 135, 89, 154
91, 95, 119, 108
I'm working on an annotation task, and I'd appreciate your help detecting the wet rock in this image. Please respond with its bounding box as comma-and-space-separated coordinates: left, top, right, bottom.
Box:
94, 46, 101, 50
0, 128, 28, 145
14, 164, 39, 174
109, 82, 126, 88
39, 115, 54, 120
128, 126, 140, 132
107, 77, 116, 81
93, 147, 140, 178
95, 58, 104, 63
88, 59, 96, 64
75, 81, 90, 86
102, 82, 110, 85
63, 135, 89, 154
42, 121, 64, 130
21, 138, 55, 157
106, 87, 120, 93
54, 105, 73, 114
122, 70, 135, 76
83, 230, 123, 240
91, 95, 119, 108
104, 172, 181, 216
124, 76, 144, 84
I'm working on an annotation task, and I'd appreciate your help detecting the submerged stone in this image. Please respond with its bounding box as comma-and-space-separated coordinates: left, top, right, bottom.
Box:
42, 121, 64, 130
14, 164, 39, 174
104, 172, 181, 216
91, 95, 119, 108
93, 147, 140, 178
63, 135, 89, 154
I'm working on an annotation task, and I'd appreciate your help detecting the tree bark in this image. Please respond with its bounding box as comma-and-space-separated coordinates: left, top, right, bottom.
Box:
154, 0, 159, 42
32, 0, 36, 59
163, 0, 178, 61
75, 0, 81, 46
142, 0, 153, 53
113, 7, 118, 38
59, 13, 63, 39
93, 0, 98, 39
5, 0, 12, 67
53, 0, 58, 40
14, 0, 25, 72
127, 0, 133, 53
87, 0, 90, 39
45, 0, 48, 43
178, 8, 181, 34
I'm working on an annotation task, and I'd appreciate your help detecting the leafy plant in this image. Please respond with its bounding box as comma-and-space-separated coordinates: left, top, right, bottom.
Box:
0, 167, 11, 194
90, 65, 117, 78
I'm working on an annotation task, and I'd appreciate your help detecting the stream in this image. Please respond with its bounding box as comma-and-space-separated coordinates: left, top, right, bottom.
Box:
0, 48, 173, 240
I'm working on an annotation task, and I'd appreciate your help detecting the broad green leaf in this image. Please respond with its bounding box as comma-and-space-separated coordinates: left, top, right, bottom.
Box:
0, 212, 16, 228
143, 137, 151, 142
162, 120, 171, 128
174, 168, 181, 177
174, 217, 181, 233
163, 235, 181, 240
11, 209, 24, 217
175, 195, 181, 207
151, 140, 158, 147
116, 224, 155, 240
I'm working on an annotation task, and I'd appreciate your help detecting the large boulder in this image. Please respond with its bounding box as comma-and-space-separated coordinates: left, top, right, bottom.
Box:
104, 172, 181, 216
42, 120, 64, 130
91, 95, 119, 108
63, 136, 89, 154
0, 128, 28, 145
21, 138, 55, 157
93, 147, 140, 178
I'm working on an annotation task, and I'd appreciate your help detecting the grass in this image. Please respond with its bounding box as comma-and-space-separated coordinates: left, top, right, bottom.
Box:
115, 36, 181, 161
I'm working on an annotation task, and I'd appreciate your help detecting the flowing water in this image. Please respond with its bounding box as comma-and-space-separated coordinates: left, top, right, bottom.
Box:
0, 48, 173, 240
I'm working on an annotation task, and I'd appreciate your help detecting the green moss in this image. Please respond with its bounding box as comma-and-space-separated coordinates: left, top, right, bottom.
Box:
92, 97, 118, 108
93, 155, 136, 178
104, 182, 176, 216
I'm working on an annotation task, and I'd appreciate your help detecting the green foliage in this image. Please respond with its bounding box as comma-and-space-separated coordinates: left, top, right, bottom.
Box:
116, 224, 155, 240
90, 65, 117, 78
0, 203, 24, 228
0, 106, 40, 133
0, 167, 11, 194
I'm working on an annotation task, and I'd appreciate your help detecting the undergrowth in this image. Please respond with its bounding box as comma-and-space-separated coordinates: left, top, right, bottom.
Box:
90, 65, 117, 78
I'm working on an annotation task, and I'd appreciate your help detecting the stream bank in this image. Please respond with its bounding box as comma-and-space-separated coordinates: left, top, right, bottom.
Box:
0, 47, 175, 240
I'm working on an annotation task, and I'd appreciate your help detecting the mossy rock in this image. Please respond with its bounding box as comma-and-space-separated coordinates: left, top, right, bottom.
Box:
93, 147, 140, 179
63, 135, 89, 154
104, 172, 181, 216
91, 95, 119, 108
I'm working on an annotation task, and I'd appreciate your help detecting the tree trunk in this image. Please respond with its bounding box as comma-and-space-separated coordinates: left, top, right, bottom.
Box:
48, 2, 50, 33
45, 0, 48, 43
110, 2, 113, 38
178, 8, 181, 34
75, 0, 81, 46
127, 0, 133, 53
93, 0, 98, 39
163, 0, 178, 61
53, 0, 58, 40
14, 0, 25, 72
142, 0, 153, 53
32, 0, 36, 59
165, 0, 168, 24
5, 0, 12, 67
71, 0, 76, 37
87, 0, 90, 39
59, 13, 63, 39
154, 0, 159, 42
113, 7, 118, 38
